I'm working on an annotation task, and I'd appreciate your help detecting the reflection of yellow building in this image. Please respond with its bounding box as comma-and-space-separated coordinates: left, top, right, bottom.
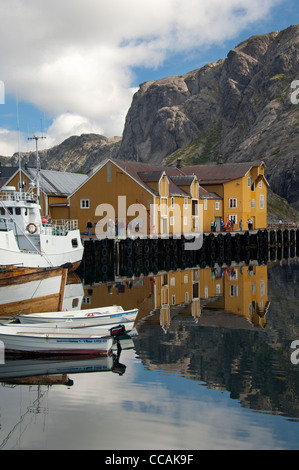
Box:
202, 265, 269, 327
80, 264, 268, 330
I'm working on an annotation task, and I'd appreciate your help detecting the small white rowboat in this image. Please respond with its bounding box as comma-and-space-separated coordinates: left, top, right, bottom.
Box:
0, 324, 126, 355
18, 305, 138, 326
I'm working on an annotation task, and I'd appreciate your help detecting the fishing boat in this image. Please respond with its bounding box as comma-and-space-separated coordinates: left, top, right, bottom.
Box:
0, 265, 67, 317
0, 185, 83, 270
18, 305, 138, 326
0, 323, 126, 355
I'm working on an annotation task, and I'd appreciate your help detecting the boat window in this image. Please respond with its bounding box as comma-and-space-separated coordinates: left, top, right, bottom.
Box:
15, 207, 21, 215
71, 238, 79, 248
0, 208, 5, 215
7, 207, 13, 214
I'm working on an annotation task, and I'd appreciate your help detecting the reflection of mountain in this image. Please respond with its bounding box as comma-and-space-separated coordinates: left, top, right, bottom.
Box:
133, 261, 299, 420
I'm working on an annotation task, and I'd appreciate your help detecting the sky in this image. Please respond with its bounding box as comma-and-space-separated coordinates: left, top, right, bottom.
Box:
0, 0, 298, 157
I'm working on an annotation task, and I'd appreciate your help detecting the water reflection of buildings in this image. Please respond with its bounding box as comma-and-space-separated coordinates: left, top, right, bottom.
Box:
82, 263, 269, 331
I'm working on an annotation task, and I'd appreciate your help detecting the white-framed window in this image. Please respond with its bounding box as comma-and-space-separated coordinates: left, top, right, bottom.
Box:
247, 177, 251, 187
216, 284, 221, 295
205, 287, 208, 298
184, 198, 188, 209
204, 199, 207, 210
171, 197, 174, 208
170, 277, 175, 286
230, 270, 238, 281
215, 201, 220, 211
251, 198, 255, 208
80, 199, 90, 209
184, 274, 189, 284
229, 198, 237, 208
260, 281, 265, 296
260, 194, 264, 209
230, 285, 238, 297
259, 180, 262, 189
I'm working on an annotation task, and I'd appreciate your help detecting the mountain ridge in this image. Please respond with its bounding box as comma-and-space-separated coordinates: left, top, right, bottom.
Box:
5, 25, 299, 213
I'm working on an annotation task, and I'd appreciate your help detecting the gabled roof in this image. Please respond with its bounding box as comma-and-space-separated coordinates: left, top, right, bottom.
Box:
0, 166, 19, 189
180, 161, 265, 184
24, 168, 88, 196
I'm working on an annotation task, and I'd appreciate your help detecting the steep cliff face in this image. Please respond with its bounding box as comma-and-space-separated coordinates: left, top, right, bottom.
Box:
118, 25, 299, 208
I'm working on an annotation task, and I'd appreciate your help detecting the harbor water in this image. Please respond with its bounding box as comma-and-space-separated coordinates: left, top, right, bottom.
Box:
0, 239, 298, 450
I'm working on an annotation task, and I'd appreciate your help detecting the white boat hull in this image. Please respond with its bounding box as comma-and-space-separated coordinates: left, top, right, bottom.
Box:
0, 230, 83, 270
0, 325, 114, 355
19, 306, 138, 326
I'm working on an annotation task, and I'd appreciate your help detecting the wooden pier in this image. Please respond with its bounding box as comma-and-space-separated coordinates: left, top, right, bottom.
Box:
78, 228, 299, 283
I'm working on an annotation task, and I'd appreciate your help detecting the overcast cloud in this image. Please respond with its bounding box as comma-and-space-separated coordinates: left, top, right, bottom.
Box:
0, 0, 281, 155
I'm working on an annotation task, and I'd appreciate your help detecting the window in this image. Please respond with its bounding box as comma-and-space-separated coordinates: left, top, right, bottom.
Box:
215, 201, 220, 211
204, 199, 207, 210
170, 216, 174, 226
171, 197, 174, 208
80, 199, 90, 209
260, 281, 265, 296
247, 177, 251, 187
230, 285, 238, 297
259, 180, 262, 189
251, 199, 255, 208
184, 198, 188, 209
229, 198, 237, 208
184, 275, 188, 284
216, 284, 221, 295
192, 200, 198, 216
260, 194, 264, 209
251, 181, 255, 191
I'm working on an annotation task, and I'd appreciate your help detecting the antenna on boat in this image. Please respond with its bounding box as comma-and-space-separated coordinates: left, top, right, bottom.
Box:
28, 135, 46, 202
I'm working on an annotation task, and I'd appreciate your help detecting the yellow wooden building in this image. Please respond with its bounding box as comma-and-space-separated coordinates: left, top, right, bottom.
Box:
1, 159, 267, 235
68, 158, 225, 236
181, 161, 268, 230
68, 159, 221, 236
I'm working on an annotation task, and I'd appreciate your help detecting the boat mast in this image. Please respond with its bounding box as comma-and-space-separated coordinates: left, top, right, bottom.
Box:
28, 135, 46, 202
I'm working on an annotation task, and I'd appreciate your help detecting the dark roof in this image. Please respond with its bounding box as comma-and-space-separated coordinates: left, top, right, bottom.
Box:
0, 166, 19, 188
180, 162, 264, 184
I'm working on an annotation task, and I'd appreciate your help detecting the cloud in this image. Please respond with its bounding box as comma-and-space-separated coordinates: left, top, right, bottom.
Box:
0, 0, 281, 155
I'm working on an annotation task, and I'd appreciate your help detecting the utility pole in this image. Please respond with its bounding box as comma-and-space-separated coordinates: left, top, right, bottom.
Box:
28, 135, 46, 202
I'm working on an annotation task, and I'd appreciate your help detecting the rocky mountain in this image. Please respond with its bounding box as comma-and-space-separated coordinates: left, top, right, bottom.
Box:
119, 25, 299, 210
9, 134, 121, 174
6, 25, 299, 213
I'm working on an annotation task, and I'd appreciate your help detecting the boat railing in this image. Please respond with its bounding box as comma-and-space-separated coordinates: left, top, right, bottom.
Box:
43, 219, 79, 236
0, 190, 37, 203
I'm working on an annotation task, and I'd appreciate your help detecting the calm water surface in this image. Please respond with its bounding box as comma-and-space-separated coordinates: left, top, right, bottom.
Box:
0, 260, 298, 450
